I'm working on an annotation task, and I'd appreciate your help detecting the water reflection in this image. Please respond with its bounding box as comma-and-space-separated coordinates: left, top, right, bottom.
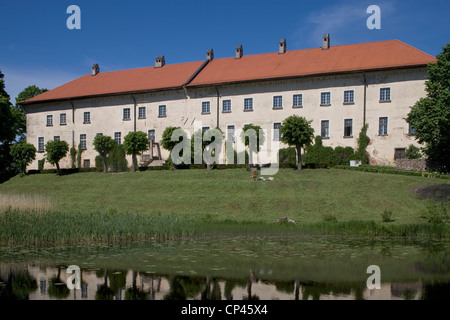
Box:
1, 235, 448, 300
0, 264, 447, 300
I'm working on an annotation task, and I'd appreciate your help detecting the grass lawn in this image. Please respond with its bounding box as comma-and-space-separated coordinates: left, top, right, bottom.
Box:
0, 168, 448, 244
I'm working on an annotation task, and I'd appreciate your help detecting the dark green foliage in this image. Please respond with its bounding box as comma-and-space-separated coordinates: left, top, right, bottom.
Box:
0, 70, 16, 182
14, 85, 48, 141
44, 140, 69, 175
77, 143, 83, 169
95, 155, 104, 171
406, 42, 450, 172
9, 142, 36, 173
356, 124, 370, 165
405, 144, 422, 159
70, 147, 77, 169
333, 146, 358, 166
420, 199, 449, 224
124, 131, 149, 172
107, 144, 128, 172
240, 124, 265, 167
381, 210, 394, 222
93, 135, 117, 173
303, 136, 333, 168
279, 115, 315, 170
161, 126, 183, 152
278, 147, 297, 166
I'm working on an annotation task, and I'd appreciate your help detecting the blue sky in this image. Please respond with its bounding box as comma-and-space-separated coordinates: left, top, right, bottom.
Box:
1, 0, 449, 103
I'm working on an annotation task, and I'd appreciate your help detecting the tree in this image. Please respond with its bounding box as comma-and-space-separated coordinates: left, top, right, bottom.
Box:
0, 69, 16, 182
45, 140, 69, 175
280, 115, 314, 170
192, 128, 223, 170
356, 124, 370, 165
240, 123, 265, 167
123, 131, 148, 172
10, 142, 36, 174
161, 126, 189, 169
406, 42, 450, 172
93, 135, 116, 173
14, 85, 48, 141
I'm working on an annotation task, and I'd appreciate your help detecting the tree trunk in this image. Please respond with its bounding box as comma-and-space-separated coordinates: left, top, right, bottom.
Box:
132, 154, 136, 172
297, 146, 302, 171
102, 155, 108, 173
56, 162, 62, 175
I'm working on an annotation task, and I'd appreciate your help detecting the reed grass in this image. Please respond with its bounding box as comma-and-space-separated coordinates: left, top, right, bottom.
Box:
0, 208, 448, 246
0, 191, 54, 214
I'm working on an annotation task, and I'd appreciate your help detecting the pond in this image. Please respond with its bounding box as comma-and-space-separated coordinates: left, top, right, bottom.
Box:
0, 235, 449, 300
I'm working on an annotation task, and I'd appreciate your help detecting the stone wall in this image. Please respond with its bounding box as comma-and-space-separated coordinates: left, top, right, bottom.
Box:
395, 158, 427, 171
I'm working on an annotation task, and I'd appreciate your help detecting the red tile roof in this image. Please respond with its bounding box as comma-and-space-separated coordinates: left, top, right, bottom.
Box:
188, 40, 436, 87
22, 60, 205, 104
22, 40, 435, 104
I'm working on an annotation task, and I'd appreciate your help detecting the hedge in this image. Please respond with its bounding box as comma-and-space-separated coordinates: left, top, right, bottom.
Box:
334, 165, 450, 180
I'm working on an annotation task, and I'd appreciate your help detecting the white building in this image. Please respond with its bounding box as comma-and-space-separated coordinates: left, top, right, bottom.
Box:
21, 36, 436, 170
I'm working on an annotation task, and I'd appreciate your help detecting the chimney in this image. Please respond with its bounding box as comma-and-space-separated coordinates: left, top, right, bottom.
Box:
235, 45, 243, 59
91, 64, 100, 76
155, 56, 165, 68
207, 49, 214, 61
322, 33, 330, 50
279, 39, 286, 54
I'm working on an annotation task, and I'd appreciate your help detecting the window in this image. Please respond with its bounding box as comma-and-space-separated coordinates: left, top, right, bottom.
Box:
38, 137, 44, 152
394, 148, 406, 161
273, 122, 281, 141
202, 126, 210, 133
273, 96, 283, 109
114, 132, 121, 145
227, 125, 235, 142
321, 120, 329, 138
158, 105, 166, 117
123, 108, 131, 120
83, 159, 91, 168
408, 124, 416, 135
138, 106, 146, 119
379, 117, 388, 135
148, 129, 155, 142
293, 94, 303, 108
344, 90, 354, 104
321, 92, 331, 106
244, 98, 253, 111
380, 88, 391, 102
96, 133, 103, 136
83, 112, 90, 124
222, 100, 231, 113
344, 119, 353, 137
46, 115, 53, 126
202, 101, 210, 114
53, 136, 60, 141
80, 134, 87, 150
60, 113, 66, 125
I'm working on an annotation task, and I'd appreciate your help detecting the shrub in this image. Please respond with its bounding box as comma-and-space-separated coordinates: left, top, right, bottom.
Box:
322, 213, 338, 222
279, 147, 296, 166
405, 144, 422, 159
356, 124, 370, 165
420, 199, 449, 224
107, 144, 128, 172
381, 209, 394, 222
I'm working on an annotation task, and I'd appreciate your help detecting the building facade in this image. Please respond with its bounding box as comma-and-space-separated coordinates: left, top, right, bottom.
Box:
22, 36, 436, 170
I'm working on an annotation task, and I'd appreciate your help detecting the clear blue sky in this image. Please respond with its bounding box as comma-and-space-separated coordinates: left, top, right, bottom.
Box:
1, 0, 449, 103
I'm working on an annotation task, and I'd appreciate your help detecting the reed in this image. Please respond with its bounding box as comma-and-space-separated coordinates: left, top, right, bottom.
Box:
0, 192, 54, 214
